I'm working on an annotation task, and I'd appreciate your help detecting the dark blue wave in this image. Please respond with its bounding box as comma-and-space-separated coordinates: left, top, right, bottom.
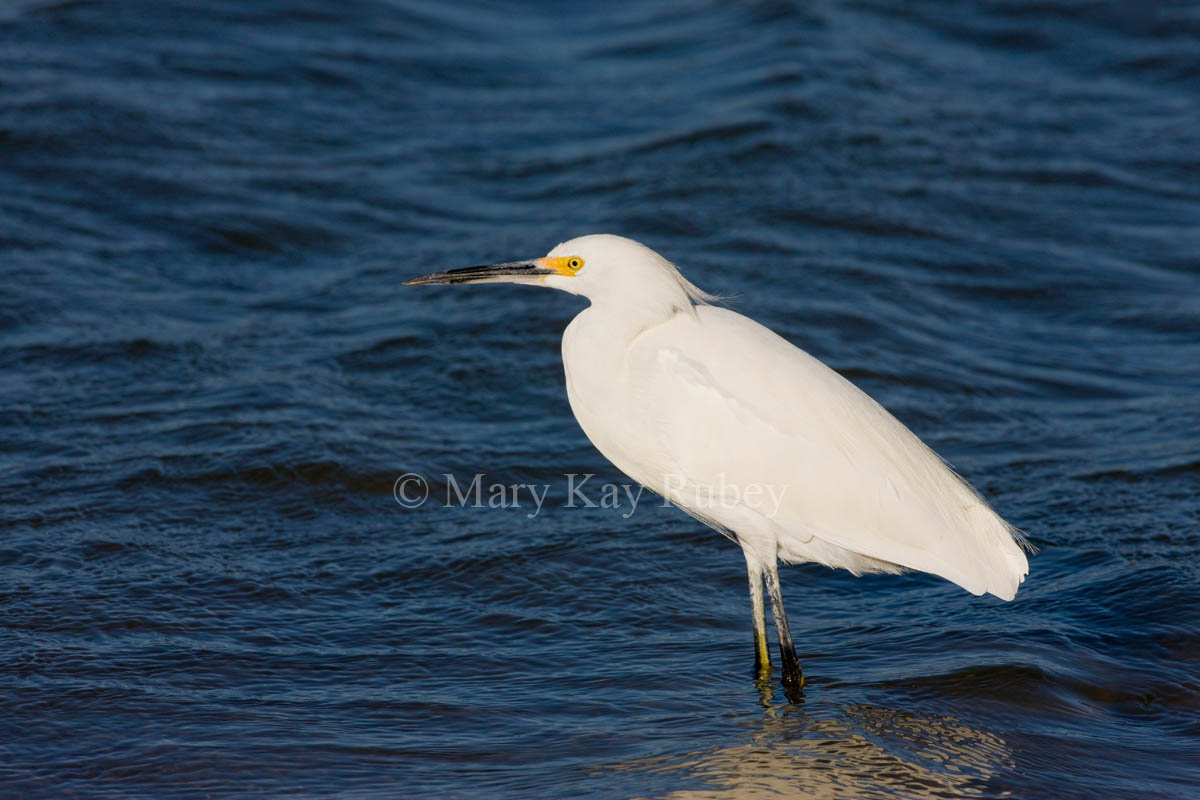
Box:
1, 0, 1198, 797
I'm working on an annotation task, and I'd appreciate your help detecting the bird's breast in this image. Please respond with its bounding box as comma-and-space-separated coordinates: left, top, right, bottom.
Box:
561, 310, 663, 476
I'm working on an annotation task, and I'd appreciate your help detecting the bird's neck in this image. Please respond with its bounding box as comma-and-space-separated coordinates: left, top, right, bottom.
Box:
588, 290, 697, 337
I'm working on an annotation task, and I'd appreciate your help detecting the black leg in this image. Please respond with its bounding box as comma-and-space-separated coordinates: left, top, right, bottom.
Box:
763, 562, 803, 690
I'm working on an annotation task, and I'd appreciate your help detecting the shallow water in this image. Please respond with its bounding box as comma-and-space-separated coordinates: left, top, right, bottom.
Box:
2, 1, 1199, 797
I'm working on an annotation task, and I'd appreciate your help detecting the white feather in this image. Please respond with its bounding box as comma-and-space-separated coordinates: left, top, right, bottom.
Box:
551, 235, 1029, 601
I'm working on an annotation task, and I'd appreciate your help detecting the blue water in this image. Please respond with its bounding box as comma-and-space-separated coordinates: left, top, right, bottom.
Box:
2, 1, 1199, 797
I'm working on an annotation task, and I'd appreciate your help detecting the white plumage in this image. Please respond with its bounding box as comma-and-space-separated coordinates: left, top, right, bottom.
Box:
407, 233, 1030, 689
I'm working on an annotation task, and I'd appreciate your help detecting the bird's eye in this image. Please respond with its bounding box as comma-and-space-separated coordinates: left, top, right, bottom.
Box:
567, 257, 583, 271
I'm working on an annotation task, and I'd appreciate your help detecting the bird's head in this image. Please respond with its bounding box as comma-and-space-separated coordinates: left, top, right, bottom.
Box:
405, 234, 714, 313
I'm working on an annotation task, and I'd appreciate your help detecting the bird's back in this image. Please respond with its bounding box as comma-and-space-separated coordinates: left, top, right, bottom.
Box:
565, 304, 1029, 600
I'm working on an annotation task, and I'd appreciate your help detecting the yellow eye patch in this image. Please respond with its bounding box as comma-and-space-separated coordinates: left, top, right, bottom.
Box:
542, 256, 585, 276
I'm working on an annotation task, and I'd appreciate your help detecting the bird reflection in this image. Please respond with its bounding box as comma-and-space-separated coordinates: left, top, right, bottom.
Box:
620, 691, 1011, 799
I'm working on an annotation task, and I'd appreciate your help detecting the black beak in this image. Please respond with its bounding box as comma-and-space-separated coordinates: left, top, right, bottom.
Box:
404, 260, 552, 286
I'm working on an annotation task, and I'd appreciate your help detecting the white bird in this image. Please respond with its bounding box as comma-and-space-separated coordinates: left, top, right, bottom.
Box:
406, 234, 1029, 690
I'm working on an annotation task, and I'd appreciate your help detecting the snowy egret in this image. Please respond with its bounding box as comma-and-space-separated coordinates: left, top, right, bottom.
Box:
406, 235, 1029, 690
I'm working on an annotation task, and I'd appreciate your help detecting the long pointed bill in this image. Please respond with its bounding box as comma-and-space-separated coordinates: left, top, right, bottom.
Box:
404, 260, 552, 286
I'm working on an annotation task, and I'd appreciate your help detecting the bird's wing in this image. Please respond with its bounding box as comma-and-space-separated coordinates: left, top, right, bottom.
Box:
621, 305, 1028, 600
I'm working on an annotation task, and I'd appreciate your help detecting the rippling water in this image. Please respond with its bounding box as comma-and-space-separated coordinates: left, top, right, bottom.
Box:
2, 1, 1199, 797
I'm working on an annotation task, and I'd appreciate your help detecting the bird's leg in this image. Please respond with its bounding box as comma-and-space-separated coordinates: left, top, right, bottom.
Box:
763, 562, 804, 689
746, 561, 770, 674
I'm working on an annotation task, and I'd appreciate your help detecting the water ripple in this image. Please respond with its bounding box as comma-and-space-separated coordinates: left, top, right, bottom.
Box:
2, 0, 1199, 797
